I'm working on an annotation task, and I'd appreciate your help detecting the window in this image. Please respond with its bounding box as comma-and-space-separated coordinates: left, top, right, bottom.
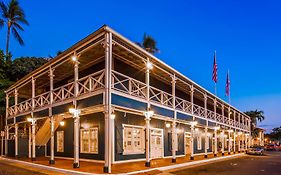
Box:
206, 134, 210, 150
57, 131, 64, 152
197, 135, 202, 150
80, 128, 98, 154
123, 124, 145, 154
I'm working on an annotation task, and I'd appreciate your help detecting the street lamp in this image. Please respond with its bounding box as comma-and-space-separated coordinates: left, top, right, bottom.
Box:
144, 109, 154, 119
146, 61, 153, 70
190, 121, 198, 127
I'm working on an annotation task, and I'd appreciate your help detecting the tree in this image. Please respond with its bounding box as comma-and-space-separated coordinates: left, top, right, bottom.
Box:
136, 33, 159, 54
0, 54, 48, 130
7, 56, 48, 81
245, 110, 265, 131
0, 0, 28, 59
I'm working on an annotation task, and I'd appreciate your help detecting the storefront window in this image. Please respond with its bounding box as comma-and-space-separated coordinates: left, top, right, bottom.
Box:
123, 124, 145, 154
57, 131, 64, 152
80, 128, 98, 154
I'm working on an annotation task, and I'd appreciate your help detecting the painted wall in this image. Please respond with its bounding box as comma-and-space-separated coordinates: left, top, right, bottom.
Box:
47, 112, 105, 160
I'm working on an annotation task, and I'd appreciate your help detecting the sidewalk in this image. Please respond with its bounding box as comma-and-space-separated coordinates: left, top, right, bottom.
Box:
0, 152, 245, 174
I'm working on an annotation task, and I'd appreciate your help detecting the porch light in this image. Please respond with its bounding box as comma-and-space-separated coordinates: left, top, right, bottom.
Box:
111, 113, 116, 120
60, 121, 65, 126
165, 123, 171, 128
194, 128, 199, 132
144, 109, 154, 118
214, 126, 220, 130
146, 61, 153, 70
190, 121, 198, 127
71, 55, 78, 62
27, 118, 33, 122
228, 129, 234, 133
69, 108, 81, 117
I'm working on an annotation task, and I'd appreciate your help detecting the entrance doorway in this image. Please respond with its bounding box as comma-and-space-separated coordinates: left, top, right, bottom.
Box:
185, 132, 191, 155
150, 128, 163, 159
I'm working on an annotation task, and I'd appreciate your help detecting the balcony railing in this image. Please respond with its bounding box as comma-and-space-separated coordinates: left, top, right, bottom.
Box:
8, 70, 105, 117
8, 69, 249, 131
111, 71, 249, 131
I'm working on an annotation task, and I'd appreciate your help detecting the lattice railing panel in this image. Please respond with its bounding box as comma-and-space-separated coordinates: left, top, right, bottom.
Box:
175, 97, 192, 114
193, 104, 205, 118
112, 70, 147, 99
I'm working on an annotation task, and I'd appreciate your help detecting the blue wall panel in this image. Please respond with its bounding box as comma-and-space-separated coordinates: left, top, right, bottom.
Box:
112, 94, 147, 111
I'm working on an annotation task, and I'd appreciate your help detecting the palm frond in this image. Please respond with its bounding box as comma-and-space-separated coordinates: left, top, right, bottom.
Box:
13, 22, 24, 31
0, 19, 3, 28
12, 27, 24, 45
0, 1, 8, 18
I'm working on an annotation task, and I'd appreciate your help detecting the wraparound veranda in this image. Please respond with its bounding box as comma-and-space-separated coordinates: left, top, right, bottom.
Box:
3, 25, 251, 173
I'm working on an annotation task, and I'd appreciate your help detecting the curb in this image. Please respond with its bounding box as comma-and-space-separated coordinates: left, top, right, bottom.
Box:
0, 153, 245, 175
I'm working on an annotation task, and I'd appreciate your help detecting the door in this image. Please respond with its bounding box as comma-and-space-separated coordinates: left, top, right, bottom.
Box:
150, 128, 163, 159
185, 132, 191, 154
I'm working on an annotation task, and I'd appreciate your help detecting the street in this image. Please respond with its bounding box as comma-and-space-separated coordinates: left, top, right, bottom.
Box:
0, 152, 281, 175
171, 151, 281, 175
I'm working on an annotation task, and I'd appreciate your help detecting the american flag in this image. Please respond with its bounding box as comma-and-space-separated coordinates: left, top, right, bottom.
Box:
212, 51, 218, 83
225, 70, 230, 97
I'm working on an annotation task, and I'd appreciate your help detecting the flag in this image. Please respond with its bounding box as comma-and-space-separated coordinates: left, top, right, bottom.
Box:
212, 51, 218, 83
225, 70, 230, 97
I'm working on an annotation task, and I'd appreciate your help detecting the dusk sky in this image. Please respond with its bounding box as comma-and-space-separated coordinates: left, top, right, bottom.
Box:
0, 0, 280, 131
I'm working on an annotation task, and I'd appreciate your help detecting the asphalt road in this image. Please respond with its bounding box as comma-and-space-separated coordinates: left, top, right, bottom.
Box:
171, 151, 281, 175
0, 161, 46, 175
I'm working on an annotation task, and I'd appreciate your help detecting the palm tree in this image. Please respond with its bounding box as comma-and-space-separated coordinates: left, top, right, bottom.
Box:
0, 0, 28, 60
136, 33, 159, 54
245, 110, 265, 130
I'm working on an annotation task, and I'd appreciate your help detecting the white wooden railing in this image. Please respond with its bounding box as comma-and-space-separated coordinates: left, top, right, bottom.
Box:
8, 69, 249, 131
8, 70, 105, 117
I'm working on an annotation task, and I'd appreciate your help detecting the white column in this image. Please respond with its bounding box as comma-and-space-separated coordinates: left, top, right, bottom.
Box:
238, 132, 241, 152
214, 127, 218, 156
233, 129, 236, 153
49, 116, 55, 164
204, 127, 208, 158
5, 95, 9, 156
190, 85, 194, 160
73, 111, 80, 168
31, 119, 36, 161
221, 130, 225, 155
171, 75, 177, 163
49, 67, 55, 164
190, 125, 194, 160
31, 77, 36, 161
28, 125, 31, 158
204, 94, 208, 158
104, 32, 113, 173
73, 55, 80, 168
15, 123, 18, 157
228, 130, 231, 154
145, 58, 152, 167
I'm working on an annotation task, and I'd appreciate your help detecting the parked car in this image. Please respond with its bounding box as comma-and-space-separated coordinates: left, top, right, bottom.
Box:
246, 147, 264, 155
265, 144, 277, 151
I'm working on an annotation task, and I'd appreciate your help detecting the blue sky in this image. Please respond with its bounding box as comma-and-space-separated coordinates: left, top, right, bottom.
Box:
0, 0, 280, 131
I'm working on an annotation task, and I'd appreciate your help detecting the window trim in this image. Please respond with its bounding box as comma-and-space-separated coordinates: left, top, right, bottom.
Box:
122, 124, 145, 155
80, 127, 99, 154
57, 131, 64, 152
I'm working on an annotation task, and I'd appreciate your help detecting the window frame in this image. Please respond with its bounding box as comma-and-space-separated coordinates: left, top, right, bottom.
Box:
80, 127, 99, 154
57, 131, 64, 152
122, 124, 145, 155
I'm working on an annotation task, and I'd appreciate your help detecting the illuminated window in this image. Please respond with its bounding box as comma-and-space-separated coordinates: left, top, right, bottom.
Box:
57, 131, 64, 152
206, 134, 210, 150
80, 128, 98, 154
123, 124, 145, 154
197, 135, 202, 150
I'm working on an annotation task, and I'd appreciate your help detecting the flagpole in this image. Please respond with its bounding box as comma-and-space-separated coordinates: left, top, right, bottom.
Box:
214, 82, 217, 96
